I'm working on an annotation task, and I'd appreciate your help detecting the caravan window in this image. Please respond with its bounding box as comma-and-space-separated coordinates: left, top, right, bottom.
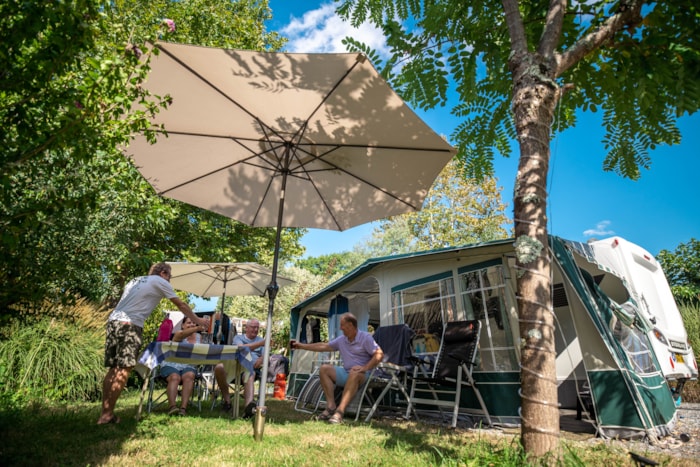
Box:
391, 272, 456, 340
458, 263, 518, 372
613, 320, 657, 374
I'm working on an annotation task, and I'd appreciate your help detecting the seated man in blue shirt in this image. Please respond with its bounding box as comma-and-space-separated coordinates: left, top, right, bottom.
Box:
292, 313, 383, 424
214, 318, 264, 418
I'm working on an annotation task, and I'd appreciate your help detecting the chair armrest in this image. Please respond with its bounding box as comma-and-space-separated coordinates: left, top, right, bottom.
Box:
377, 362, 410, 373
408, 355, 431, 365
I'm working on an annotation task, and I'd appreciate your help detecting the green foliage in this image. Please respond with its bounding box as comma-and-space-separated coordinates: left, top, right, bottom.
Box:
338, 0, 700, 180
295, 251, 366, 277
0, 0, 301, 313
658, 238, 700, 303
678, 301, 700, 355
357, 159, 510, 257
0, 317, 104, 404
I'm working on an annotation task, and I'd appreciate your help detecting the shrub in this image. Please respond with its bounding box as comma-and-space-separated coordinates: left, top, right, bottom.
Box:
679, 301, 700, 403
0, 316, 104, 405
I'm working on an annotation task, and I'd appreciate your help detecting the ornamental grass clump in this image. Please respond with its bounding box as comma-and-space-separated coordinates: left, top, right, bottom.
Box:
0, 300, 106, 405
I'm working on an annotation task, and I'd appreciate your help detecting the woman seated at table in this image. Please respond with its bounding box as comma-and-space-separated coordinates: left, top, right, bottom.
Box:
160, 316, 208, 416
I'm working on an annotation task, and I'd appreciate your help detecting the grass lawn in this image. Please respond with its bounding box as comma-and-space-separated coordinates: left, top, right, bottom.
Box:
0, 389, 688, 466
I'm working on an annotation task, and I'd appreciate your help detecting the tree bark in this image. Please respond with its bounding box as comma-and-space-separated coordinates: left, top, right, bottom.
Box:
509, 50, 560, 460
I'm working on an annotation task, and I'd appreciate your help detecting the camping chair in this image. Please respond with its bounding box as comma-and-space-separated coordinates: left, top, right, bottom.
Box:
406, 320, 493, 428
354, 324, 416, 421
294, 352, 342, 414
146, 364, 208, 413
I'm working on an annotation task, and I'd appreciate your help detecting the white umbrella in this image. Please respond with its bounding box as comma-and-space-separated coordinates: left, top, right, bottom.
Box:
167, 262, 294, 342
168, 262, 293, 299
127, 42, 456, 439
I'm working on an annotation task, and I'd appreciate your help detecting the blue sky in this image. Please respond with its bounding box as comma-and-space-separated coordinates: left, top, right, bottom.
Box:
266, 1, 699, 259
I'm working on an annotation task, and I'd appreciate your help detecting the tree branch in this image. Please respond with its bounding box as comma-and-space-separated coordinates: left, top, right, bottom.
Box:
538, 0, 567, 59
502, 0, 528, 57
555, 0, 644, 77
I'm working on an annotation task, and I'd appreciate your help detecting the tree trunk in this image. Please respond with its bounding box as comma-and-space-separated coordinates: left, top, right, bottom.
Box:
511, 57, 560, 460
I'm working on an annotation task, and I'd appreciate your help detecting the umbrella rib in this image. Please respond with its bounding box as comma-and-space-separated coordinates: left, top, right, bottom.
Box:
149, 132, 284, 196
302, 53, 363, 133
290, 144, 423, 211
157, 44, 291, 143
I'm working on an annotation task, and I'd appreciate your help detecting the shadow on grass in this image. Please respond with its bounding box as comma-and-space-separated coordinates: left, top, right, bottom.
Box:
0, 387, 481, 466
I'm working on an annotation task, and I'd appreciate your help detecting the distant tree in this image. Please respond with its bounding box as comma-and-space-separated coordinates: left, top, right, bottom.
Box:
296, 251, 365, 277
226, 266, 340, 349
658, 239, 700, 304
337, 0, 700, 458
410, 159, 510, 249
359, 159, 510, 257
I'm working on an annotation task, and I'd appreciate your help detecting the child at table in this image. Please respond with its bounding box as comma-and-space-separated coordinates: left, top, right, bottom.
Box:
160, 316, 208, 415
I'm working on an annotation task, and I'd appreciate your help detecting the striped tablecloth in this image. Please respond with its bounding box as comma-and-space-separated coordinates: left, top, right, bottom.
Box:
137, 341, 254, 375
136, 341, 255, 419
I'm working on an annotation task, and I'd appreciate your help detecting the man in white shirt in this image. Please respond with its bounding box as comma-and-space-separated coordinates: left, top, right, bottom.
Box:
97, 262, 209, 425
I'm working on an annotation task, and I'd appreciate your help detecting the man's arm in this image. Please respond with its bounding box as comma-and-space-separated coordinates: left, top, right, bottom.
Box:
293, 341, 334, 352
234, 339, 265, 350
359, 347, 384, 372
169, 297, 209, 329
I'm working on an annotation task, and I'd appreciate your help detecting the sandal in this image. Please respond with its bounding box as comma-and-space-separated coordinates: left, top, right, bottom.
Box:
328, 411, 344, 424
168, 406, 179, 416
179, 407, 187, 416
317, 407, 336, 420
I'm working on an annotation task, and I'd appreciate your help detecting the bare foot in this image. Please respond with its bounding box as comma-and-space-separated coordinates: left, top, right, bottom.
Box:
97, 415, 120, 425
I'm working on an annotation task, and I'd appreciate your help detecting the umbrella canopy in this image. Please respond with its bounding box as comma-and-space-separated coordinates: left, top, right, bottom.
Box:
167, 262, 293, 298
127, 42, 456, 230
126, 42, 456, 438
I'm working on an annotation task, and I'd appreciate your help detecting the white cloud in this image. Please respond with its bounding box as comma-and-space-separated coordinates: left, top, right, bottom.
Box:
583, 220, 615, 237
280, 3, 388, 55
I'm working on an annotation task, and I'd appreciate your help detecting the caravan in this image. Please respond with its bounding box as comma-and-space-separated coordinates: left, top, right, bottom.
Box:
568, 237, 698, 400
287, 236, 690, 439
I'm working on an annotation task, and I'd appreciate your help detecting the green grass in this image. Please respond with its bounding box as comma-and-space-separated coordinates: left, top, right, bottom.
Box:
0, 390, 689, 466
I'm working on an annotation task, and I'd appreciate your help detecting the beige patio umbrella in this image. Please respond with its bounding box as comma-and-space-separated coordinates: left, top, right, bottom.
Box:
126, 41, 456, 439
167, 262, 293, 299
167, 262, 293, 341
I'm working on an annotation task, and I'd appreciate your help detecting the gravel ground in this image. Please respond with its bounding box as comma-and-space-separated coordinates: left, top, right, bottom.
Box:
415, 403, 700, 464
618, 403, 700, 464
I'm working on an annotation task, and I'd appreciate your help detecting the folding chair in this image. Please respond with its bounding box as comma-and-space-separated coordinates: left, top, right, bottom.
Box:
294, 352, 342, 415
406, 320, 492, 428
354, 324, 416, 421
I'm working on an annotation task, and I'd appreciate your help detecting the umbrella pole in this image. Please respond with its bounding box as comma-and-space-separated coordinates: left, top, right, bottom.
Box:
254, 234, 280, 441
217, 269, 227, 343
254, 162, 290, 441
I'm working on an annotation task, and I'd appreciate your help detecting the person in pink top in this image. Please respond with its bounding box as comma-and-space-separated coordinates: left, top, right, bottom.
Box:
292, 313, 383, 424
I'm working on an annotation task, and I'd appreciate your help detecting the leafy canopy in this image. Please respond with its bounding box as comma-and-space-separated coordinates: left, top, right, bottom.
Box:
0, 1, 299, 313
337, 0, 700, 180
